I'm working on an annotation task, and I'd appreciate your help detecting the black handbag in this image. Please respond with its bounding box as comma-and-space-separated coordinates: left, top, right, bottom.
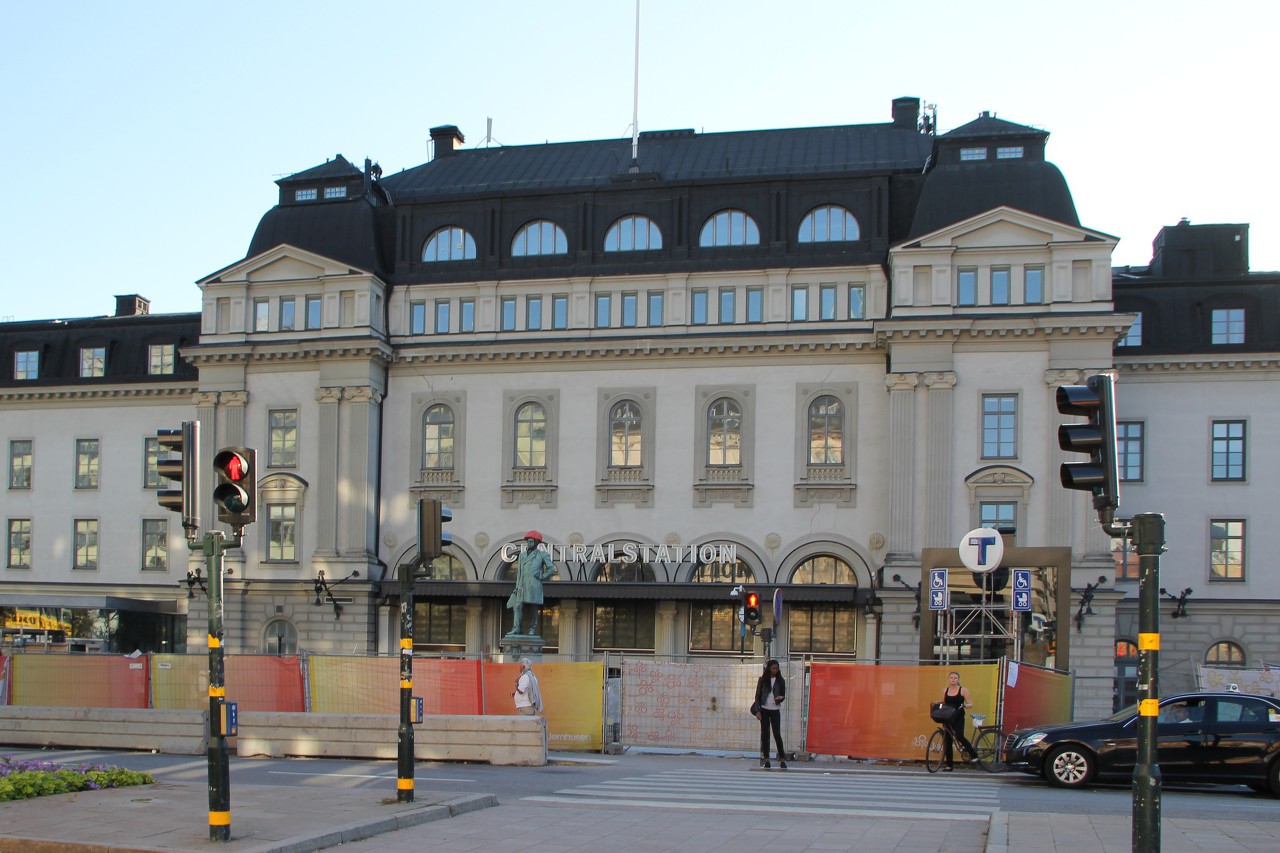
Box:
930, 701, 959, 724
750, 700, 760, 716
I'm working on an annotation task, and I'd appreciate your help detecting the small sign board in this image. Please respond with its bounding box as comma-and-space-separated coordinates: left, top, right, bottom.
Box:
928, 568, 949, 610
414, 696, 424, 724
223, 701, 238, 737
772, 589, 784, 624
1012, 569, 1032, 612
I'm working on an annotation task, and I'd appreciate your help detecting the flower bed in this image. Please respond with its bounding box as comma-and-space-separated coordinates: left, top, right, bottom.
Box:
0, 755, 154, 801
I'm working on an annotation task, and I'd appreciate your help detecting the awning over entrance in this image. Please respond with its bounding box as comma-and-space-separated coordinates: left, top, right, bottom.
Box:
0, 594, 184, 614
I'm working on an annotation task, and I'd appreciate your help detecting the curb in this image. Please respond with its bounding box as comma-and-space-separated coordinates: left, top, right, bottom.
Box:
984, 810, 1008, 853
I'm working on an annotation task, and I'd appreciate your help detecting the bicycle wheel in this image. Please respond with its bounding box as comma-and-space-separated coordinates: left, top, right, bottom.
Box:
975, 729, 1005, 772
925, 728, 946, 773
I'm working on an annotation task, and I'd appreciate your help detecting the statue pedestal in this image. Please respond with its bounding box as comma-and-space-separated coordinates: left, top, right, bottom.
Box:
499, 633, 547, 662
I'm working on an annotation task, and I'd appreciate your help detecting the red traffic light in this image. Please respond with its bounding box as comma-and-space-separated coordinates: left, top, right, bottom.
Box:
746, 592, 760, 608
744, 591, 762, 626
223, 452, 247, 481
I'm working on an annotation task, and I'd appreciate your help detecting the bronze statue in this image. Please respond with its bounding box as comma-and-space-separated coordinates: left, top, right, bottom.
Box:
506, 530, 556, 636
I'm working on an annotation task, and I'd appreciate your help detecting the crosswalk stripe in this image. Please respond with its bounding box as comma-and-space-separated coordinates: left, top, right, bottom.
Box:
522, 795, 991, 821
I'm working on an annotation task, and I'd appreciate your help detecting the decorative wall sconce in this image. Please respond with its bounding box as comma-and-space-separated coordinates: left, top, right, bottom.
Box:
1074, 575, 1107, 632
892, 574, 921, 629
313, 569, 360, 620
185, 568, 207, 600
1160, 587, 1192, 619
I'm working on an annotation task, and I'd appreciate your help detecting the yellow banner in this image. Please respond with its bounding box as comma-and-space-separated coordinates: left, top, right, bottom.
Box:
4, 609, 71, 632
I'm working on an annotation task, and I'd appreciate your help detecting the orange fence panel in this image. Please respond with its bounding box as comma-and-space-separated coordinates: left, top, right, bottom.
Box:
9, 653, 149, 709
806, 663, 999, 761
482, 661, 604, 751
152, 655, 306, 711
1001, 661, 1072, 732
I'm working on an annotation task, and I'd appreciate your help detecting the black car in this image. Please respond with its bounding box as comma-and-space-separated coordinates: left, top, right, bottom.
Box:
1004, 691, 1280, 794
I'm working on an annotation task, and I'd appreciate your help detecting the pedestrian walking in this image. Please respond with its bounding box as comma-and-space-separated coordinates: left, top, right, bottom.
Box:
940, 670, 976, 770
513, 658, 543, 715
753, 658, 787, 769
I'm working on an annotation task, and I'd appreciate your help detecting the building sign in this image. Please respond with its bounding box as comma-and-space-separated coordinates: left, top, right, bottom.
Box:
929, 568, 949, 610
3, 609, 71, 633
1012, 569, 1032, 612
499, 542, 738, 565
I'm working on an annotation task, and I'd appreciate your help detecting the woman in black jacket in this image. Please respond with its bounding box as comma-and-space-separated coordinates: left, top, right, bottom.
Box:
753, 659, 787, 769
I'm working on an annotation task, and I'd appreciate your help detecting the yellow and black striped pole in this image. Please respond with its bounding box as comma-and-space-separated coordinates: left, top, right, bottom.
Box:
205, 530, 236, 842
396, 559, 416, 802
1131, 513, 1166, 853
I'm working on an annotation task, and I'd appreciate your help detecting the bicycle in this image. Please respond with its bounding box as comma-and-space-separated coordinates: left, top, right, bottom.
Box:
924, 709, 1005, 773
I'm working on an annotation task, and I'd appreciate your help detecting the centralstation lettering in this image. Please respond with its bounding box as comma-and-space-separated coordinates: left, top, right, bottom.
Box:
498, 542, 737, 565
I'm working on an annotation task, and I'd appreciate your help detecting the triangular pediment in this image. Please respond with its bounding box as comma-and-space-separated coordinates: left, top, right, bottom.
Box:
895, 207, 1117, 252
199, 244, 372, 286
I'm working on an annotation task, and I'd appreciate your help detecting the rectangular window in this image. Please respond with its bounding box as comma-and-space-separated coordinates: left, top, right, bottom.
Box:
305, 296, 323, 330
960, 147, 987, 161
690, 290, 708, 325
593, 602, 656, 652
267, 504, 297, 562
75, 439, 100, 489
1211, 308, 1245, 344
621, 292, 638, 328
647, 292, 664, 327
788, 604, 858, 655
279, 298, 296, 332
595, 294, 612, 328
495, 297, 514, 331
819, 284, 837, 320
9, 440, 32, 490
1118, 312, 1143, 347
958, 269, 977, 306
147, 344, 175, 375
980, 501, 1017, 532
459, 298, 476, 332
8, 519, 31, 567
688, 603, 742, 652
552, 294, 569, 330
434, 300, 450, 334
996, 146, 1024, 159
1117, 421, 1144, 482
269, 409, 299, 467
1024, 267, 1044, 305
526, 296, 543, 331
981, 394, 1017, 458
294, 188, 317, 201
79, 347, 106, 378
323, 186, 347, 199
790, 286, 808, 321
991, 269, 1011, 305
74, 518, 98, 568
848, 284, 865, 320
745, 287, 763, 323
253, 298, 270, 332
718, 288, 735, 324
409, 301, 427, 335
414, 601, 468, 649
1209, 519, 1245, 581
143, 437, 165, 489
1112, 536, 1138, 582
1211, 420, 1246, 481
142, 519, 168, 570
14, 350, 39, 380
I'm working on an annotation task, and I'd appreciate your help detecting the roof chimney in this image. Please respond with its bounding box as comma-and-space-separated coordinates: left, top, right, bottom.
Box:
430, 125, 465, 159
114, 294, 150, 317
892, 97, 920, 130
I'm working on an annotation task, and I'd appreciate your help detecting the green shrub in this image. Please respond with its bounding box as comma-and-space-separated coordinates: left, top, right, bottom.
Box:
0, 756, 153, 802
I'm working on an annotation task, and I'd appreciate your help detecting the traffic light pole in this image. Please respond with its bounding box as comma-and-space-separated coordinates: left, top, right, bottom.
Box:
195, 529, 240, 842
1131, 512, 1166, 853
396, 559, 416, 802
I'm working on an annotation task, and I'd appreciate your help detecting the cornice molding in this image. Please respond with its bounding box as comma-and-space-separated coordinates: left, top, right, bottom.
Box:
1116, 356, 1280, 375
0, 385, 195, 403
393, 336, 878, 367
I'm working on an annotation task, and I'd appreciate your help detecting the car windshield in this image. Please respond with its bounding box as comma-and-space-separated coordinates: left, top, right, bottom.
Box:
1108, 703, 1139, 722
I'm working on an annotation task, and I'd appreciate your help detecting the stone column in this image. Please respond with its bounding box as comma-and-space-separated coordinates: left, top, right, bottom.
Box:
655, 602, 679, 659
313, 387, 342, 557
922, 372, 956, 548
220, 390, 248, 447
557, 600, 580, 658
340, 386, 382, 561
885, 373, 920, 559
465, 599, 484, 656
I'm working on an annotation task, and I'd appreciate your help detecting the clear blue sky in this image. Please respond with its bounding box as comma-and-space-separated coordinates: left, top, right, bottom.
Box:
2, 0, 1276, 322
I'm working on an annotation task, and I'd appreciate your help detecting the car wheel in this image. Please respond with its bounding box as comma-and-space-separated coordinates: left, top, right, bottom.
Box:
1268, 759, 1280, 797
1044, 745, 1094, 788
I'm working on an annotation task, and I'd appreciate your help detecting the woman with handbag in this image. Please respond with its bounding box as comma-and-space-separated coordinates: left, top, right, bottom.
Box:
753, 659, 787, 769
940, 670, 976, 770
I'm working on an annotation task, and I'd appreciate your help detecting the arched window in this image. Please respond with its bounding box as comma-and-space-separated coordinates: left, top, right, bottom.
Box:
514, 402, 547, 468
604, 215, 662, 252
1205, 641, 1246, 667
798, 205, 860, 243
263, 619, 298, 655
512, 220, 567, 257
699, 209, 760, 247
808, 395, 844, 465
422, 404, 455, 470
789, 555, 857, 585
422, 226, 477, 261
1114, 639, 1139, 711
609, 401, 643, 467
594, 559, 656, 582
707, 397, 742, 466
689, 558, 752, 584
419, 553, 468, 581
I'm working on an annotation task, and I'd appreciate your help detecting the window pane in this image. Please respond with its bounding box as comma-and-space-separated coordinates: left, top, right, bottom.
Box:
10, 440, 33, 489
718, 289, 735, 324
423, 404, 455, 469
819, 285, 837, 320
647, 292, 664, 327
1117, 422, 1143, 482
707, 398, 741, 466
848, 285, 865, 320
527, 296, 543, 330
268, 504, 297, 561
991, 270, 1010, 305
460, 299, 476, 332
142, 519, 168, 570
691, 290, 708, 325
1211, 308, 1245, 344
76, 439, 99, 489
269, 410, 298, 467
553, 295, 568, 330
8, 519, 31, 567
1118, 312, 1142, 347
609, 401, 642, 467
791, 287, 808, 321
595, 294, 611, 328
807, 395, 844, 465
501, 297, 517, 331
279, 299, 296, 331
1209, 519, 1244, 580
1211, 421, 1245, 481
621, 293, 637, 328
746, 288, 763, 323
982, 395, 1017, 458
958, 270, 977, 306
1024, 268, 1044, 305
514, 403, 547, 468
435, 301, 450, 334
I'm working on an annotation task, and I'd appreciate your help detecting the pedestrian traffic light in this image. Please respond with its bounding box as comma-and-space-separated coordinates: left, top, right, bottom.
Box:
1057, 373, 1120, 517
417, 497, 453, 563
156, 420, 200, 538
744, 590, 762, 626
212, 447, 256, 528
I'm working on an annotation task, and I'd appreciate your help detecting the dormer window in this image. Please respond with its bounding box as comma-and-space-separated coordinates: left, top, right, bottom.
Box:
960, 147, 987, 161
323, 186, 348, 199
294, 188, 318, 201
996, 146, 1024, 159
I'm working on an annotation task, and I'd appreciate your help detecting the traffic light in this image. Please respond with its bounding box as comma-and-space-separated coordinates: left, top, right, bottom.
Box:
212, 447, 256, 528
156, 420, 200, 538
417, 497, 453, 564
1057, 373, 1120, 515
744, 590, 762, 626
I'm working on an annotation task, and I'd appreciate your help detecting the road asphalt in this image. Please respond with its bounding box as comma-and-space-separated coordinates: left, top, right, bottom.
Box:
1, 752, 1278, 852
